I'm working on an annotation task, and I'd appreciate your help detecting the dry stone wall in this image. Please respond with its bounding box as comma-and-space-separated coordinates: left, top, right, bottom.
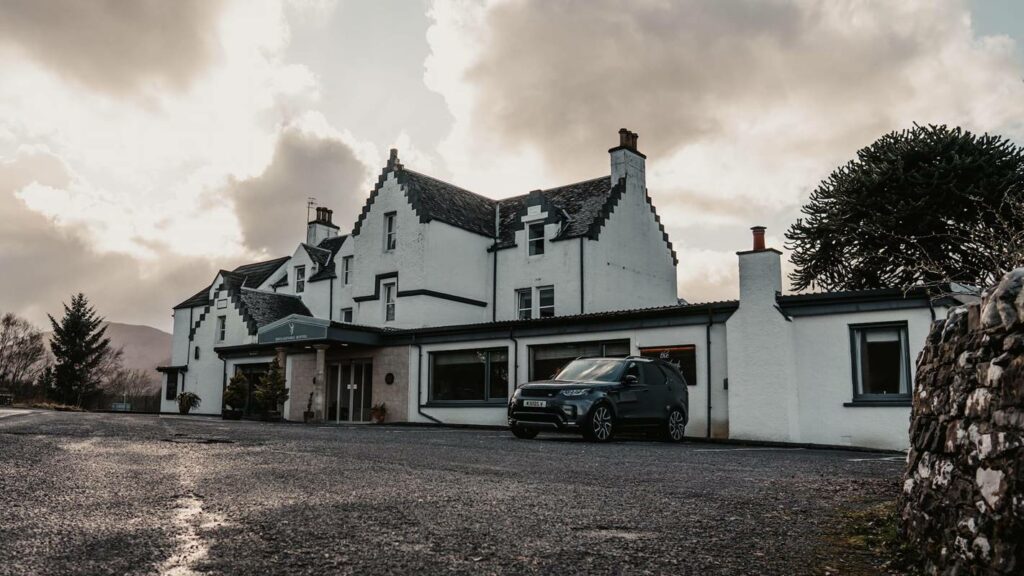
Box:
901, 270, 1024, 574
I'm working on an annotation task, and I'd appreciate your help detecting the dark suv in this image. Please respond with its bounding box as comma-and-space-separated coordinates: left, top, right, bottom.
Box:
508, 357, 689, 442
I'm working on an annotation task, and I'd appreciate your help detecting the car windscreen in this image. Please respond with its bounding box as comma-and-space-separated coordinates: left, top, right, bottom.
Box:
553, 359, 625, 383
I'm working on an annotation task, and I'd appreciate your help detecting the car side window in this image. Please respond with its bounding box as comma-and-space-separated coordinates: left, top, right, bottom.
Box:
641, 362, 665, 386
624, 362, 640, 381
660, 363, 686, 388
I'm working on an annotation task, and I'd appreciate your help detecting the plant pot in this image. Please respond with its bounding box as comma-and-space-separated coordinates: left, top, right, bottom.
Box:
222, 409, 242, 420
178, 405, 191, 415
370, 411, 385, 424
303, 410, 316, 423
263, 410, 282, 422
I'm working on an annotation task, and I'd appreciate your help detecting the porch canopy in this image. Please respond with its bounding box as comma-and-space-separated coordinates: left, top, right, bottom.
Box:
214, 314, 386, 358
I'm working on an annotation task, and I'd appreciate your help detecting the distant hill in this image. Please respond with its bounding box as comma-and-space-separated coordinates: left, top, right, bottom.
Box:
44, 322, 172, 385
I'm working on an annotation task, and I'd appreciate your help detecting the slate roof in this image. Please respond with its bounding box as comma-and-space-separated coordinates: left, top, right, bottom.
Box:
173, 256, 289, 309
402, 170, 497, 238
301, 244, 332, 269
494, 176, 618, 248
306, 235, 348, 282
317, 234, 347, 255
237, 288, 311, 333
351, 150, 630, 250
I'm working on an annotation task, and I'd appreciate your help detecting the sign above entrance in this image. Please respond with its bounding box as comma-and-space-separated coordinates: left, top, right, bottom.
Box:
258, 315, 329, 344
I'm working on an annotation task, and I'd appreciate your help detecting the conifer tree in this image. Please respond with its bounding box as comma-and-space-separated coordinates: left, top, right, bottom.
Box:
47, 293, 112, 407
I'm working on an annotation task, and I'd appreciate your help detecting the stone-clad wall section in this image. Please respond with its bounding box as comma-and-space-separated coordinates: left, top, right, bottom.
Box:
901, 270, 1024, 574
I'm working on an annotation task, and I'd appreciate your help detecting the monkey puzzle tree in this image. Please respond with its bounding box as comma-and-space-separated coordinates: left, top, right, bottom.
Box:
786, 124, 1024, 295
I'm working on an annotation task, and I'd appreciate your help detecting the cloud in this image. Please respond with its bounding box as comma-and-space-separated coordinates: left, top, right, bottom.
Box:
0, 149, 220, 330
0, 0, 228, 97
227, 119, 372, 256
425, 0, 1024, 299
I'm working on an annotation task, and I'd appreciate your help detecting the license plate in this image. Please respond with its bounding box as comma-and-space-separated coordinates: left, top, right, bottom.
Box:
523, 400, 547, 408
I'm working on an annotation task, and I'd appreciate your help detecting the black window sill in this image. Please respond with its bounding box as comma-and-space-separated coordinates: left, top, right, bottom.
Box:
843, 400, 911, 408
423, 402, 508, 408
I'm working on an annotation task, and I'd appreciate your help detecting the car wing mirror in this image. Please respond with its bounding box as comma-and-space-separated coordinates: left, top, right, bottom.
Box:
622, 374, 638, 386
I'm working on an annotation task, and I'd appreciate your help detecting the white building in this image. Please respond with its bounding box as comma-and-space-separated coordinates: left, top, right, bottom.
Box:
159, 129, 960, 451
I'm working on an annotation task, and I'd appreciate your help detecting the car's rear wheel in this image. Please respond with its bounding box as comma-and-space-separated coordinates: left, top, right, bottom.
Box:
510, 425, 539, 439
583, 404, 615, 443
663, 408, 686, 442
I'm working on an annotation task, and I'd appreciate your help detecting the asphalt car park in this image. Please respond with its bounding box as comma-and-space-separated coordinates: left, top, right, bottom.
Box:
0, 409, 903, 575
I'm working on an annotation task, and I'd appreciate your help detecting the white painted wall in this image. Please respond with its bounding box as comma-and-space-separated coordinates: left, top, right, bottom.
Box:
586, 150, 677, 313
790, 307, 941, 451
349, 174, 426, 328
726, 250, 799, 443
494, 218, 583, 320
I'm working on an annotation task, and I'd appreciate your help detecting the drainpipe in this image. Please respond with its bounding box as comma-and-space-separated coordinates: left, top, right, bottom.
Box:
221, 357, 228, 414
492, 242, 498, 322
329, 277, 334, 321
579, 237, 585, 314
510, 329, 519, 389
414, 338, 443, 424
705, 306, 713, 439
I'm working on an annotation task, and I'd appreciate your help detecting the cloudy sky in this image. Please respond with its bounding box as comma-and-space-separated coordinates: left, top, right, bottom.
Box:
1, 0, 1023, 331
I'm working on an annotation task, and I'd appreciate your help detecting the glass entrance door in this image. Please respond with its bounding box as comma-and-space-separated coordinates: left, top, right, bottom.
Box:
329, 360, 373, 422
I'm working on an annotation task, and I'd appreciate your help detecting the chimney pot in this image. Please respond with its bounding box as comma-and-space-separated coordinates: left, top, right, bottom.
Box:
751, 226, 766, 251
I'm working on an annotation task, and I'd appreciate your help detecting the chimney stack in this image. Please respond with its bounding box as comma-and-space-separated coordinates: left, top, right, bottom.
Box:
751, 226, 766, 251
307, 205, 339, 245
609, 128, 646, 188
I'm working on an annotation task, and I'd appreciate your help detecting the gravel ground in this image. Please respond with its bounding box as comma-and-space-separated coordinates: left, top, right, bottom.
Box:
0, 409, 906, 575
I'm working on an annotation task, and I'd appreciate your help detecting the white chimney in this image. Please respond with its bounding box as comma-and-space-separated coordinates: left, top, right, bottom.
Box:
609, 128, 646, 189
307, 207, 339, 246
737, 226, 782, 305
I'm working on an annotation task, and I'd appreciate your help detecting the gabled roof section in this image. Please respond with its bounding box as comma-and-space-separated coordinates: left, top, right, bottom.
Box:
236, 288, 311, 335
174, 286, 212, 310
349, 150, 671, 264
494, 176, 617, 249
173, 256, 289, 309
352, 150, 499, 239
301, 243, 331, 269
231, 256, 290, 288
317, 234, 347, 255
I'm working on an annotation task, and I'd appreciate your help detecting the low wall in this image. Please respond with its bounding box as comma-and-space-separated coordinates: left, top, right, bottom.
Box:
901, 271, 1024, 574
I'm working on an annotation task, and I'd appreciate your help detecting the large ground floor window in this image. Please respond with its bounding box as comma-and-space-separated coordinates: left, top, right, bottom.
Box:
529, 339, 630, 381
640, 345, 698, 387
430, 348, 509, 403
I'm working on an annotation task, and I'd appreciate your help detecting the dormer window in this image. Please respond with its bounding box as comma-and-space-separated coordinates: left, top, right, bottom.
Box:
528, 223, 545, 256
384, 212, 397, 251
294, 265, 306, 293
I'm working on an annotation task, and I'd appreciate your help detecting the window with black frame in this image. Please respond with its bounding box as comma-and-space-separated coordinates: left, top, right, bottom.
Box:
430, 348, 509, 403
529, 339, 630, 380
165, 372, 178, 401
850, 322, 911, 403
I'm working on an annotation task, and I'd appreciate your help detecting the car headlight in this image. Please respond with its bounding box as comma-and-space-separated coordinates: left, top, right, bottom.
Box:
560, 389, 589, 397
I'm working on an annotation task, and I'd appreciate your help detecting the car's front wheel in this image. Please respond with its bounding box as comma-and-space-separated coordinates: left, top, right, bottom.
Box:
583, 404, 615, 443
663, 408, 686, 442
510, 425, 539, 439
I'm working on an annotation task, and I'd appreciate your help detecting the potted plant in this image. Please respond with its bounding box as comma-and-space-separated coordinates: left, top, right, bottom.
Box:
303, 391, 315, 423
253, 359, 289, 422
176, 391, 201, 415
370, 402, 386, 424
222, 373, 246, 420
